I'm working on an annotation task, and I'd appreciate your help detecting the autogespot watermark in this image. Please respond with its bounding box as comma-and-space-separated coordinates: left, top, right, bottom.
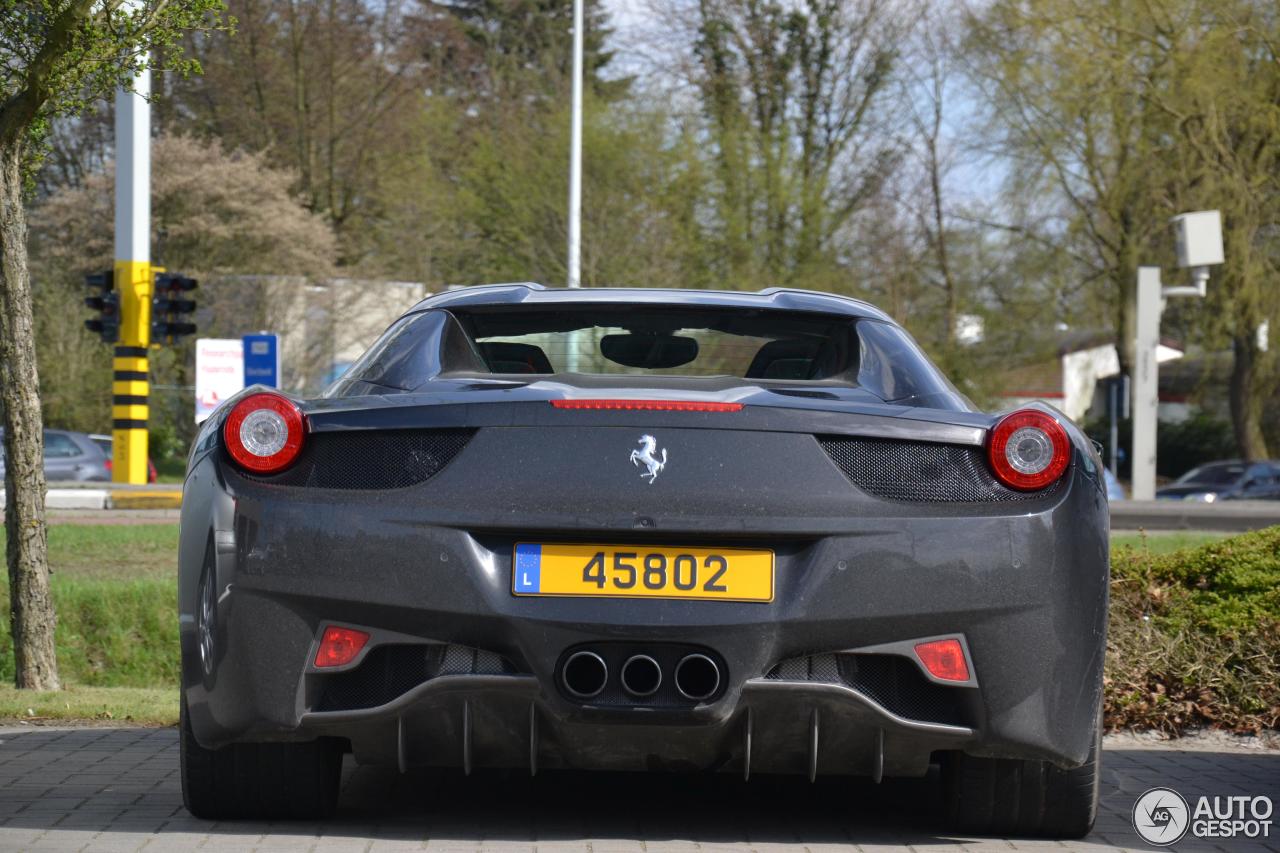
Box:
1132, 787, 1273, 846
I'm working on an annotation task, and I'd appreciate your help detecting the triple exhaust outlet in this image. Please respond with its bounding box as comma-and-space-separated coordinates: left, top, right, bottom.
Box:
561, 650, 721, 701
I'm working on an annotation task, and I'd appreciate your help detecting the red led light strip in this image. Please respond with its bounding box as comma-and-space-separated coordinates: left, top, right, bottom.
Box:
551, 399, 744, 412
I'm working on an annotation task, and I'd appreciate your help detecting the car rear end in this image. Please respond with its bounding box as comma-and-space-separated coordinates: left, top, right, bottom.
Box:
178, 287, 1108, 833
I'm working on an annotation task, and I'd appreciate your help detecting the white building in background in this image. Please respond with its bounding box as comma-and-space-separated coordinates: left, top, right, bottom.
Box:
998, 332, 1187, 423
197, 276, 429, 394
294, 279, 430, 390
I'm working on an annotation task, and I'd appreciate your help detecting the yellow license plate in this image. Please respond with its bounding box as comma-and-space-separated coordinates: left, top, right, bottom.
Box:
512, 543, 774, 602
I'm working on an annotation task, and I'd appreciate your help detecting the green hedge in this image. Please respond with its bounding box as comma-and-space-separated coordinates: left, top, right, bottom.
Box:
1107, 526, 1280, 732
0, 576, 177, 687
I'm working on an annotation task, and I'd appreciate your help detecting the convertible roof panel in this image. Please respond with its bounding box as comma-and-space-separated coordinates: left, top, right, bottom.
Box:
407, 284, 893, 323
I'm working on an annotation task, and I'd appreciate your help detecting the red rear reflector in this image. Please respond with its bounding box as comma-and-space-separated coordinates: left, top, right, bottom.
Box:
314, 626, 370, 668
551, 399, 743, 412
913, 639, 970, 682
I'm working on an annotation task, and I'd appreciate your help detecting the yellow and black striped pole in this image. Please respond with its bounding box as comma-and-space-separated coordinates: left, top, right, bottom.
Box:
112, 54, 151, 485
111, 262, 151, 484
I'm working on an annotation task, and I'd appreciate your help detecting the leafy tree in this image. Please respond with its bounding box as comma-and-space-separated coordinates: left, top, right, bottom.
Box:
420, 0, 625, 103
433, 94, 703, 288
687, 0, 904, 290
962, 0, 1180, 376
164, 0, 422, 267
29, 133, 335, 447
1157, 0, 1280, 458
966, 0, 1280, 459
0, 0, 220, 690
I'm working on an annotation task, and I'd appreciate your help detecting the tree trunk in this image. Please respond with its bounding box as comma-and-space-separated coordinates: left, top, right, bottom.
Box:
1228, 332, 1269, 462
0, 138, 59, 690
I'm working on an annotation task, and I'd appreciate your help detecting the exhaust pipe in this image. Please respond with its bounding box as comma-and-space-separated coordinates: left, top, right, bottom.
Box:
620, 654, 662, 697
674, 653, 721, 701
562, 651, 608, 699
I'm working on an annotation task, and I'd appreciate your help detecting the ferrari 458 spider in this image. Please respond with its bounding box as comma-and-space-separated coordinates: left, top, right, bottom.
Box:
178, 285, 1108, 837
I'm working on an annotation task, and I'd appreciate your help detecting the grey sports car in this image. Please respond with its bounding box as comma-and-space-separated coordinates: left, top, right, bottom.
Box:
178, 285, 1108, 837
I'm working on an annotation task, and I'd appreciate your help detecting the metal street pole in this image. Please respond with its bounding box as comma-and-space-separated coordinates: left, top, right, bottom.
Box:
567, 0, 583, 290
112, 57, 152, 484
564, 0, 585, 373
1131, 267, 1161, 500
1130, 211, 1223, 501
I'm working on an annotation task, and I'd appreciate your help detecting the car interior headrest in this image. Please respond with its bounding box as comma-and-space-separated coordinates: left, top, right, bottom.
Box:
479, 342, 555, 374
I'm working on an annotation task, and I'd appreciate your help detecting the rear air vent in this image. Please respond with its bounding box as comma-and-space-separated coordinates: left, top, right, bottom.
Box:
232, 428, 474, 490
765, 653, 973, 727
316, 643, 518, 712
818, 435, 1062, 503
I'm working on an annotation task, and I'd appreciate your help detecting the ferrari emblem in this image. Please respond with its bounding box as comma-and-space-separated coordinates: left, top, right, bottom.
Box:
629, 434, 667, 484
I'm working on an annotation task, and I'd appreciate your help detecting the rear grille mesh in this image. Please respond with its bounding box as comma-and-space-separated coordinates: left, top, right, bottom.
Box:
818, 435, 1059, 502
317, 643, 517, 712
238, 428, 474, 490
765, 652, 971, 727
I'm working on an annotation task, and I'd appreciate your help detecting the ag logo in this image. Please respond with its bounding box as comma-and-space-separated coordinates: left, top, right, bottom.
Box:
1133, 787, 1190, 846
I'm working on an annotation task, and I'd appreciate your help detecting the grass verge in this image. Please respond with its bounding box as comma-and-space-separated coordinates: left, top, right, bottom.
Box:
1109, 530, 1228, 555
0, 575, 178, 688
0, 685, 176, 726
0, 523, 177, 580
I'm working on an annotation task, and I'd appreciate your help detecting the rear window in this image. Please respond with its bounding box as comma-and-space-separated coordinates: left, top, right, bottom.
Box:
331, 305, 959, 406
464, 307, 851, 379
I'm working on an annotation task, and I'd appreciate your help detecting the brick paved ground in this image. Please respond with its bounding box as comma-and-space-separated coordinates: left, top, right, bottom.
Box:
0, 728, 1274, 852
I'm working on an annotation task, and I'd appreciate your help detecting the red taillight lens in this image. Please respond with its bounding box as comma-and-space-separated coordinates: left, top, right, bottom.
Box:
987, 409, 1070, 491
223, 393, 306, 474
551, 399, 743, 412
314, 626, 370, 668
914, 638, 970, 682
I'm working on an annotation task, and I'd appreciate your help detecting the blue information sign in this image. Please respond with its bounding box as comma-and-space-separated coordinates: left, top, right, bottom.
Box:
242, 333, 280, 388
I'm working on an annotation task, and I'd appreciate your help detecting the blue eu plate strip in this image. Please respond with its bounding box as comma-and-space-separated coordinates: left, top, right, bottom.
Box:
514, 544, 542, 593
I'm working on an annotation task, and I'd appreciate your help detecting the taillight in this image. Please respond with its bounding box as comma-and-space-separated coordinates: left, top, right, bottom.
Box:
314, 625, 370, 668
914, 638, 970, 682
223, 392, 306, 474
987, 409, 1070, 491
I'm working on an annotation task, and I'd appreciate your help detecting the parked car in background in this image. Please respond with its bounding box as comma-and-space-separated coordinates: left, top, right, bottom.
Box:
0, 429, 111, 482
1156, 460, 1280, 502
89, 434, 158, 483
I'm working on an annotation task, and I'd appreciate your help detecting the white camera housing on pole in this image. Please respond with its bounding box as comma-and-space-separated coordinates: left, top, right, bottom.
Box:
1130, 210, 1224, 500
1167, 210, 1225, 297
1172, 210, 1225, 268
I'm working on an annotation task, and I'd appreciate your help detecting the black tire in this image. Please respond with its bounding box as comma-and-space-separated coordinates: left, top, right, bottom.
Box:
943, 714, 1101, 838
180, 696, 343, 820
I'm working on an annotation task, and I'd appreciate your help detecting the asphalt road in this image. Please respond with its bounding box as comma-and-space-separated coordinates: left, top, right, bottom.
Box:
0, 728, 1275, 852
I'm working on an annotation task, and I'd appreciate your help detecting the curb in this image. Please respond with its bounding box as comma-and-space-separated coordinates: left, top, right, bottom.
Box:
108, 490, 183, 510
0, 488, 183, 511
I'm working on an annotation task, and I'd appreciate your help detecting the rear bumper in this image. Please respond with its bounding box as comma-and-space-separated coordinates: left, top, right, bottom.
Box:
298, 675, 972, 779
178, 448, 1108, 776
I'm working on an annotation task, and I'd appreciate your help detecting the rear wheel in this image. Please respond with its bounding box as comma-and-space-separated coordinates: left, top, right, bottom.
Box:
180, 697, 343, 820
943, 714, 1101, 838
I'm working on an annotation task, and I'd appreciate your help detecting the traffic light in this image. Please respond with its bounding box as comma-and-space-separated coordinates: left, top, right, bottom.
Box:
151, 273, 198, 344
84, 271, 120, 343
